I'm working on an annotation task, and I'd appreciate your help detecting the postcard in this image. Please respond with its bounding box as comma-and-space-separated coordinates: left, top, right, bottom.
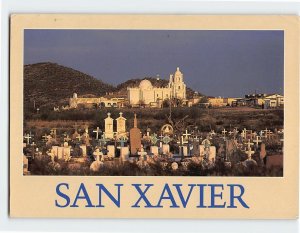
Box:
10, 14, 299, 218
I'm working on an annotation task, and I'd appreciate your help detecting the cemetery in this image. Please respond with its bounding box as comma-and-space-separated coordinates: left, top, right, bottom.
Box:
23, 108, 284, 176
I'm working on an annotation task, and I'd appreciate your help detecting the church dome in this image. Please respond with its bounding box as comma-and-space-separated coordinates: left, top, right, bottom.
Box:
139, 79, 153, 90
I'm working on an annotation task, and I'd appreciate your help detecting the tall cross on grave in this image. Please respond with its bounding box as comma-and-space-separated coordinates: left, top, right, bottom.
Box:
246, 146, 255, 160
93, 127, 101, 140
42, 133, 48, 142
245, 139, 254, 149
228, 131, 233, 136
241, 128, 247, 139
183, 129, 191, 141
24, 133, 31, 145
253, 136, 262, 147
222, 128, 227, 135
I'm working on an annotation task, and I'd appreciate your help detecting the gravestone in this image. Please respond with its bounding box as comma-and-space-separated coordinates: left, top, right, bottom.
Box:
51, 146, 58, 158
80, 145, 87, 157
182, 146, 188, 157
162, 144, 170, 154
150, 146, 159, 155
93, 148, 103, 162
63, 147, 71, 162
116, 112, 126, 135
129, 114, 141, 155
105, 113, 114, 139
57, 147, 64, 160
120, 147, 130, 162
107, 145, 115, 158
82, 127, 91, 146
171, 162, 178, 170
200, 144, 216, 162
90, 149, 104, 172
192, 141, 200, 156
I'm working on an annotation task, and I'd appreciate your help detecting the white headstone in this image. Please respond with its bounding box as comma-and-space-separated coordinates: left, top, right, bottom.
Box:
182, 146, 188, 157
162, 144, 170, 154
63, 147, 71, 161
51, 146, 58, 158
199, 145, 216, 162
107, 145, 115, 158
116, 112, 126, 135
150, 146, 159, 155
57, 147, 64, 160
120, 147, 130, 162
105, 113, 114, 139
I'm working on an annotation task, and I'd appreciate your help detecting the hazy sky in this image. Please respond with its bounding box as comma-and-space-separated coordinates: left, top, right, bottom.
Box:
24, 29, 283, 97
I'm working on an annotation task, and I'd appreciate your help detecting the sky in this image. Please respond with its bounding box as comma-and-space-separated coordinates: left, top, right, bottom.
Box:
24, 29, 284, 97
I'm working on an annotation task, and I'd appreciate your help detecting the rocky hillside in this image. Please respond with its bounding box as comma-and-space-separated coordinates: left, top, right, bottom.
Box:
24, 62, 203, 113
24, 62, 115, 110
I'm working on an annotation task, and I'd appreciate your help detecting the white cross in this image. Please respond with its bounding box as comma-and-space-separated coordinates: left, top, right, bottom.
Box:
246, 147, 255, 160
93, 149, 103, 162
222, 129, 227, 135
241, 129, 246, 139
228, 131, 233, 136
253, 136, 262, 146
210, 130, 216, 136
76, 134, 81, 141
263, 128, 269, 138
24, 134, 31, 145
42, 134, 48, 142
159, 134, 164, 140
183, 130, 191, 139
93, 127, 101, 140
245, 139, 254, 149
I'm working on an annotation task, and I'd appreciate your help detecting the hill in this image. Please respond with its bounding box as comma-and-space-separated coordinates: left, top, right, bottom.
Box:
24, 62, 115, 110
24, 62, 203, 115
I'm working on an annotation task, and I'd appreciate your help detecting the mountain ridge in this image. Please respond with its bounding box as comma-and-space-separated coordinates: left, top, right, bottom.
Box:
24, 62, 202, 111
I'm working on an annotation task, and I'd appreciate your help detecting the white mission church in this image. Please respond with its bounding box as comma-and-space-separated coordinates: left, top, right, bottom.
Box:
127, 67, 187, 107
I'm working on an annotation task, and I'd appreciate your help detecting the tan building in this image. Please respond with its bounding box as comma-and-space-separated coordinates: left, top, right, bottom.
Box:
69, 93, 125, 109
127, 67, 187, 107
264, 94, 284, 108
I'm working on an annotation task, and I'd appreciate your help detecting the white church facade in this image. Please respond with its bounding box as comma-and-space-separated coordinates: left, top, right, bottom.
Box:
127, 67, 187, 107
